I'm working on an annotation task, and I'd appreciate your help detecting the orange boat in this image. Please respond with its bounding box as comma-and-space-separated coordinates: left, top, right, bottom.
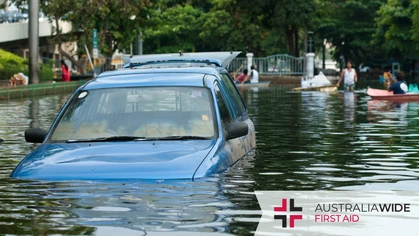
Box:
367, 88, 419, 101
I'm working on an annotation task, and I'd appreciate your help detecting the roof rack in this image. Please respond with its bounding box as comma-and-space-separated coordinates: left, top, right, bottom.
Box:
125, 59, 221, 69
123, 51, 242, 69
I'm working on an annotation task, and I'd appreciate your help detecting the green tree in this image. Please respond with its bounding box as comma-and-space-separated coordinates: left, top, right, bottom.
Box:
268, 0, 316, 57
144, 0, 315, 57
315, 0, 385, 66
198, 0, 268, 55
412, 0, 419, 41
12, 0, 149, 72
374, 0, 417, 61
143, 4, 203, 53
199, 0, 315, 57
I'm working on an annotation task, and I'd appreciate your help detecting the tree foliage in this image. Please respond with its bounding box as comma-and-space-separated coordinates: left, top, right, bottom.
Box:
374, 0, 417, 59
315, 0, 385, 66
11, 0, 419, 71
12, 0, 149, 72
268, 0, 316, 57
198, 0, 268, 55
144, 4, 203, 53
143, 0, 316, 57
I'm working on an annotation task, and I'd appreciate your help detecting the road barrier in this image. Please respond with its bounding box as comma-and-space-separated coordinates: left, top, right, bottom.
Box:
0, 80, 87, 100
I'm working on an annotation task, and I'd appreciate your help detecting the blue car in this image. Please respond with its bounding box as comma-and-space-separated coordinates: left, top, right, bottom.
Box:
11, 52, 256, 180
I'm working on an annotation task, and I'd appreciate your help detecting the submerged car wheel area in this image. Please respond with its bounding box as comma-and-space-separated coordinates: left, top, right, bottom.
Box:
11, 52, 256, 181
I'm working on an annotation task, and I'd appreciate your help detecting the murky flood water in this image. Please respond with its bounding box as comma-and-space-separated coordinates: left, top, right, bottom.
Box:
1, 81, 419, 235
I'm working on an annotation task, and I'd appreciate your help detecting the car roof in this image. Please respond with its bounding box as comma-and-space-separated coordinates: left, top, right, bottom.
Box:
83, 67, 224, 90
125, 51, 241, 68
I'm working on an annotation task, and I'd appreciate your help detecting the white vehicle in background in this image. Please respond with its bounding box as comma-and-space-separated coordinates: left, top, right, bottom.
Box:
359, 63, 372, 73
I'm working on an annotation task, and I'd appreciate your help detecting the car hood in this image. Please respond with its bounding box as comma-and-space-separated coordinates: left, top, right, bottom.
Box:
11, 140, 216, 180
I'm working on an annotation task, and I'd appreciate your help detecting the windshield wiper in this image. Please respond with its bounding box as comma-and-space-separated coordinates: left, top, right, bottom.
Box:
66, 135, 211, 143
156, 136, 211, 140
66, 136, 148, 143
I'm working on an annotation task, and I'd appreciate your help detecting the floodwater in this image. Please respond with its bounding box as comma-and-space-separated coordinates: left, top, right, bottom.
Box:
1, 81, 419, 235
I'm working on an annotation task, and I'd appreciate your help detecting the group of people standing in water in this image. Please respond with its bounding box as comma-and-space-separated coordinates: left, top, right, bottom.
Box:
336, 60, 407, 94
231, 60, 408, 94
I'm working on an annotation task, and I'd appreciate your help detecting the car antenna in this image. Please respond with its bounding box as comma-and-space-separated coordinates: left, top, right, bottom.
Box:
179, 50, 183, 56
129, 55, 133, 69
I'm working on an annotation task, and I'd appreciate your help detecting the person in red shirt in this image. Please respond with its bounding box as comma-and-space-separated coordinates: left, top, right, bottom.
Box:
236, 69, 248, 84
61, 60, 71, 82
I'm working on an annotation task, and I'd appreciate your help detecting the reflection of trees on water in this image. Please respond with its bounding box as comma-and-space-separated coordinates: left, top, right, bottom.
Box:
5, 90, 419, 234
298, 91, 337, 142
239, 87, 413, 191
367, 100, 416, 127
238, 87, 260, 124
238, 88, 339, 191
366, 100, 419, 149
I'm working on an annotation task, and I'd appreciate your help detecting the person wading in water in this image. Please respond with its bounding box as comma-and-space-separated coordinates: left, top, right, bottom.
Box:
336, 60, 358, 91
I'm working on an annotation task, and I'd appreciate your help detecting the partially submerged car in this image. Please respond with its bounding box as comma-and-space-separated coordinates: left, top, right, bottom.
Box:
11, 52, 256, 180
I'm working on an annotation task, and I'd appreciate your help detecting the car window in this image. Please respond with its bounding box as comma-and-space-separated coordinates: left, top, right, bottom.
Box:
214, 82, 233, 127
220, 73, 247, 115
50, 87, 216, 141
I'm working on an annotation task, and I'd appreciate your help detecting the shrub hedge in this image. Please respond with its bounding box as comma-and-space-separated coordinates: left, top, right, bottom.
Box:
0, 49, 54, 81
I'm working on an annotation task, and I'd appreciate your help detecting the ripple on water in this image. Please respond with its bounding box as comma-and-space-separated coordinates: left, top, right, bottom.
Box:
1, 87, 419, 234
92, 206, 132, 212
258, 172, 283, 175
304, 167, 342, 172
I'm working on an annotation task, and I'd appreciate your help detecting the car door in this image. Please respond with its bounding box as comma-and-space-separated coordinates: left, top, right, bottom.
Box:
219, 72, 256, 153
213, 80, 250, 164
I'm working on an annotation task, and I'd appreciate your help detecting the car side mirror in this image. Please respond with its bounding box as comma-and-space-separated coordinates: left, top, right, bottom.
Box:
225, 122, 248, 140
25, 128, 47, 143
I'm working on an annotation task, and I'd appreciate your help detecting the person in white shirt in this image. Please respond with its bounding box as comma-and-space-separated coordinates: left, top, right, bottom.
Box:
336, 60, 358, 91
243, 65, 259, 84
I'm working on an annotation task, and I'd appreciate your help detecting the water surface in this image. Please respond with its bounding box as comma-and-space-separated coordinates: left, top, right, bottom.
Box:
1, 81, 419, 235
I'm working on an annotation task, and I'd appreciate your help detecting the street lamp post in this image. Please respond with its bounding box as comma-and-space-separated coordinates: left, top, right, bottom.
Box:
306, 31, 315, 78
29, 0, 40, 84
323, 39, 326, 70
308, 31, 313, 53
139, 31, 143, 55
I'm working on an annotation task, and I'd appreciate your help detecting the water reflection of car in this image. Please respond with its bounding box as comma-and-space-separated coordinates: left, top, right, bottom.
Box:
11, 52, 256, 180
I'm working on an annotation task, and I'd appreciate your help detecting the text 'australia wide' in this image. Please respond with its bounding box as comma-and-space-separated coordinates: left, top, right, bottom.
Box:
315, 203, 411, 213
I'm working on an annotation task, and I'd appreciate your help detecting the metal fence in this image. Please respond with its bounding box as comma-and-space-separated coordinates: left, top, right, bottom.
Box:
227, 54, 306, 75
47, 56, 125, 77
1, 51, 305, 83
227, 58, 248, 73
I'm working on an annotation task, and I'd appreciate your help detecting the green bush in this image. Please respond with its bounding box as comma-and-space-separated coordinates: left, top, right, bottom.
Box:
0, 49, 54, 82
39, 64, 54, 81
6, 59, 19, 66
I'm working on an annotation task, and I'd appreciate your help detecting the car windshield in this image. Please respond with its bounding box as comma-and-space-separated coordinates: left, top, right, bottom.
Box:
50, 87, 216, 142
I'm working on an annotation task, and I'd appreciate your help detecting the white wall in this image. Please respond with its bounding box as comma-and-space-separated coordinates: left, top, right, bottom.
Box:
0, 20, 73, 43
